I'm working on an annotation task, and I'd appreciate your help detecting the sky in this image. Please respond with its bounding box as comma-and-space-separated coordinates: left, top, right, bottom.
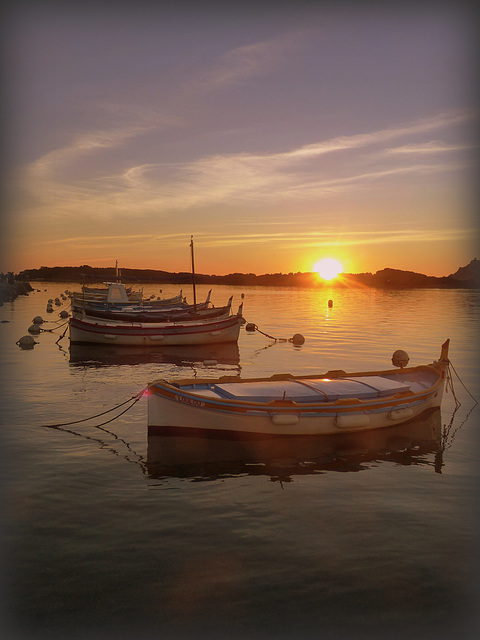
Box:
2, 2, 478, 277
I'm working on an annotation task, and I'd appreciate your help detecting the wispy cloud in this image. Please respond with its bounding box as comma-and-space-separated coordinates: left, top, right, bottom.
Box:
36, 226, 474, 251
12, 107, 476, 223
193, 31, 307, 89
386, 141, 476, 154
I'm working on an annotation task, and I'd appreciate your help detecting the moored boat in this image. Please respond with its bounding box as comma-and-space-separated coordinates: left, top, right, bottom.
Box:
147, 340, 451, 436
70, 282, 186, 308
69, 303, 244, 346
76, 294, 230, 323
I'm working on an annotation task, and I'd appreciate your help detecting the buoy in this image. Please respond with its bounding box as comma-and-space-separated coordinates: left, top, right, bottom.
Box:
48, 298, 53, 303
32, 316, 44, 324
241, 293, 245, 299
245, 323, 257, 332
17, 335, 37, 349
59, 310, 69, 318
328, 300, 333, 308
291, 333, 305, 346
28, 324, 41, 334
46, 305, 54, 313
392, 349, 409, 368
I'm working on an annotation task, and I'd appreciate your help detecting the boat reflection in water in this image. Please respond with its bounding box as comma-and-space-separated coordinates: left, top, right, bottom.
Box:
147, 407, 445, 481
69, 341, 241, 369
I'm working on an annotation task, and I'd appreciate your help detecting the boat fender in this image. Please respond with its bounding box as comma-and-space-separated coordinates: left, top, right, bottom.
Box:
270, 414, 299, 426
388, 407, 413, 421
392, 350, 409, 368
335, 413, 370, 428
203, 359, 218, 366
17, 335, 38, 349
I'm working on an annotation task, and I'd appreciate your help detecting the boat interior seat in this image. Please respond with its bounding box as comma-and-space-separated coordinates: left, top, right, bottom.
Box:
185, 375, 412, 403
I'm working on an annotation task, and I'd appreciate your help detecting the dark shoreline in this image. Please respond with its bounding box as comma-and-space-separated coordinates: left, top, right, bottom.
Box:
14, 267, 480, 290
0, 281, 34, 305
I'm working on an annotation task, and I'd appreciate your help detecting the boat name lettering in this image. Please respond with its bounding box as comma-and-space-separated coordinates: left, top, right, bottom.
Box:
174, 394, 205, 408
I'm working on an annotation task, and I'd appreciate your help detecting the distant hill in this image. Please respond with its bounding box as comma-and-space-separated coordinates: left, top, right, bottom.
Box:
449, 258, 480, 285
13, 259, 480, 289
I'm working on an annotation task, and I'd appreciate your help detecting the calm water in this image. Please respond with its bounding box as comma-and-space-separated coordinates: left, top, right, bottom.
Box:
1, 282, 479, 640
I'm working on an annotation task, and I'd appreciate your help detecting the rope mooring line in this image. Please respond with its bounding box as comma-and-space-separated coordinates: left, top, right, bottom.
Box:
42, 388, 148, 429
244, 321, 305, 345
447, 360, 478, 406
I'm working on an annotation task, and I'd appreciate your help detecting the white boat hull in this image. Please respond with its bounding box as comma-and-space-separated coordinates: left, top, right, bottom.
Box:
147, 342, 449, 436
69, 313, 243, 346
148, 387, 444, 436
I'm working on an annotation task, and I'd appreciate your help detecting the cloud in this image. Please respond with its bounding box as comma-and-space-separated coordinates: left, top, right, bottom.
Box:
385, 141, 476, 154
12, 108, 476, 222
193, 31, 307, 89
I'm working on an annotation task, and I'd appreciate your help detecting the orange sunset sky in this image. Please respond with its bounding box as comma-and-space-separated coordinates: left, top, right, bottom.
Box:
2, 3, 478, 277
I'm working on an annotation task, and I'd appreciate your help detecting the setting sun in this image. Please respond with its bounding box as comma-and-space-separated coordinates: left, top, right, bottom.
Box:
313, 258, 343, 281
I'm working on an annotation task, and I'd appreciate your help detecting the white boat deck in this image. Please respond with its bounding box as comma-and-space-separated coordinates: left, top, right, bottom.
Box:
177, 375, 419, 403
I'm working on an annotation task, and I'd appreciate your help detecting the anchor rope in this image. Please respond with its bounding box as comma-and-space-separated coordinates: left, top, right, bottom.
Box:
39, 318, 70, 332
245, 322, 294, 343
447, 360, 478, 405
42, 389, 147, 429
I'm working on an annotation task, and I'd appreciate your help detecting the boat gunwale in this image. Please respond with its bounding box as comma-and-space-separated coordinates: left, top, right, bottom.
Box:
148, 362, 445, 412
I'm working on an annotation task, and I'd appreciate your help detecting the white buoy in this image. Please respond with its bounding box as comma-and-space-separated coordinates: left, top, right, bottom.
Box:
17, 335, 37, 349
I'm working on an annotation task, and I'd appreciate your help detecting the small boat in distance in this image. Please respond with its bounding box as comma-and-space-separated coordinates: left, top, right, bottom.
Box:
70, 282, 187, 309
147, 340, 450, 436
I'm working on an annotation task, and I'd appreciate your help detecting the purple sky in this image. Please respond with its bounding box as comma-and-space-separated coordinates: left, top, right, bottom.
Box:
3, 2, 478, 276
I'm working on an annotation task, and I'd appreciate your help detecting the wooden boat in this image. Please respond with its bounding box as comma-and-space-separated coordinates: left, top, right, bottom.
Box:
147, 340, 450, 436
70, 282, 144, 304
80, 303, 232, 323
71, 282, 187, 308
77, 294, 230, 323
69, 303, 244, 346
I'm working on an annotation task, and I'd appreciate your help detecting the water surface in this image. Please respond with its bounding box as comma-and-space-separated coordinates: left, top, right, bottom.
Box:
1, 283, 479, 640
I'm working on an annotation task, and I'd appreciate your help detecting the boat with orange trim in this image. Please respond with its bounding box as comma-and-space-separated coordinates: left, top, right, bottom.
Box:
147, 340, 450, 436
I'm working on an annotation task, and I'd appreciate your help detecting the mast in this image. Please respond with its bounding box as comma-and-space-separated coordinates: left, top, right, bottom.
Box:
190, 235, 197, 311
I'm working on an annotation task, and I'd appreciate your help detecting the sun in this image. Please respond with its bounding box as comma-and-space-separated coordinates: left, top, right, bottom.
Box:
313, 258, 343, 281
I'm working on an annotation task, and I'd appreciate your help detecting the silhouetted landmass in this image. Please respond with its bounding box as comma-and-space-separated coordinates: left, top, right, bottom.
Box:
12, 258, 480, 289
0, 280, 33, 304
